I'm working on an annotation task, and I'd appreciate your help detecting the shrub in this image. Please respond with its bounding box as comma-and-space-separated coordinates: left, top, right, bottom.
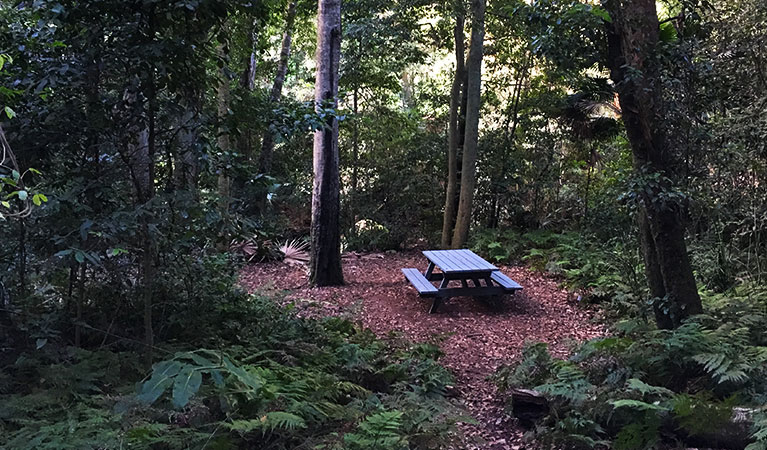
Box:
495, 287, 767, 449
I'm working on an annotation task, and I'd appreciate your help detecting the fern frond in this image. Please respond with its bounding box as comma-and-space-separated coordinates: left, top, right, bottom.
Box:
227, 411, 307, 434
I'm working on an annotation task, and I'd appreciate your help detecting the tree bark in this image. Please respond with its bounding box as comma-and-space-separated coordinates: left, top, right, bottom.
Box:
351, 84, 360, 194
237, 19, 259, 164
451, 0, 485, 248
117, 85, 155, 359
259, 1, 298, 175
173, 94, 200, 195
216, 43, 232, 220
240, 18, 259, 91
441, 14, 466, 249
604, 0, 702, 327
310, 0, 344, 286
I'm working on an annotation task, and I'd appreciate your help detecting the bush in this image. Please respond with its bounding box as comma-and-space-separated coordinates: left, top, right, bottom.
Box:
495, 286, 767, 449
0, 287, 462, 449
471, 229, 645, 309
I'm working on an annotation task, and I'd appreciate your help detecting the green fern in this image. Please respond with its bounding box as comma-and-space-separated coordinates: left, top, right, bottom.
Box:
227, 411, 307, 433
343, 410, 408, 450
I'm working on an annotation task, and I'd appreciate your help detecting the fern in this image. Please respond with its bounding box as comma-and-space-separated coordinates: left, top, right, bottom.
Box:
343, 410, 408, 450
228, 412, 307, 433
746, 411, 767, 450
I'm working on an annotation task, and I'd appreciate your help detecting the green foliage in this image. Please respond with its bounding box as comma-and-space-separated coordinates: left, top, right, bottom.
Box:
1, 289, 461, 449
342, 410, 408, 450
496, 287, 767, 448
472, 229, 645, 309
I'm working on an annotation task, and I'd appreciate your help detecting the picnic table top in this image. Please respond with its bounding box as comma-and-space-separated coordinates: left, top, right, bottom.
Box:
422, 249, 498, 274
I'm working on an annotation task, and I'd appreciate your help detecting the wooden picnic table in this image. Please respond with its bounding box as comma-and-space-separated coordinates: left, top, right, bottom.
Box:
402, 249, 522, 313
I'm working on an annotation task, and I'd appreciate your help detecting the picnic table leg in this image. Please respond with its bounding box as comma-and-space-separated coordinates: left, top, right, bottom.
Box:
424, 262, 435, 279
430, 277, 450, 313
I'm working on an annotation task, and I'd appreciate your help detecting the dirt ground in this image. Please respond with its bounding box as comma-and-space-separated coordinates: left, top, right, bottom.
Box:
241, 251, 605, 449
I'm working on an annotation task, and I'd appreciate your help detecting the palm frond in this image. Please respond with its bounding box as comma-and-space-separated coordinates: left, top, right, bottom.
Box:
278, 239, 309, 265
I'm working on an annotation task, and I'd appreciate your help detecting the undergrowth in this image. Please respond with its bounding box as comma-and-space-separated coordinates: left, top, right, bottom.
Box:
472, 228, 646, 320
0, 285, 462, 449
495, 284, 767, 449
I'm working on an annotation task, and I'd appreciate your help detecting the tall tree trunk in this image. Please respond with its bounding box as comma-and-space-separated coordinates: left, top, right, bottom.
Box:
491, 52, 531, 228
310, 0, 344, 287
18, 218, 26, 298
117, 85, 156, 359
351, 84, 360, 194
259, 1, 298, 175
441, 14, 466, 248
241, 18, 259, 91
237, 19, 259, 164
75, 263, 85, 347
173, 93, 200, 195
451, 0, 485, 248
604, 0, 702, 328
216, 43, 232, 220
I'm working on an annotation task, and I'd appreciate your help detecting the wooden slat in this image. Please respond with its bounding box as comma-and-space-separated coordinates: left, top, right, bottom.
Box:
491, 271, 523, 291
422, 251, 454, 272
439, 251, 467, 270
459, 249, 497, 270
402, 268, 438, 296
445, 250, 474, 269
422, 250, 497, 274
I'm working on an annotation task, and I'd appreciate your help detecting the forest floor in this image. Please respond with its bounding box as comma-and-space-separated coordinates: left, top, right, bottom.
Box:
240, 251, 605, 449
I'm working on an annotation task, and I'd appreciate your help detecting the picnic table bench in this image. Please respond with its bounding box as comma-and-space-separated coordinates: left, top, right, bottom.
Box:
402, 249, 522, 313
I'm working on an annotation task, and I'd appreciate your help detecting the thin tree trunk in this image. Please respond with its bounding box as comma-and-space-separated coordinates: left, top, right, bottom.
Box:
351, 84, 359, 194
441, 14, 466, 249
18, 218, 26, 298
310, 0, 344, 286
173, 94, 200, 195
116, 83, 156, 359
451, 0, 485, 248
259, 1, 298, 175
236, 19, 259, 164
583, 145, 593, 222
241, 18, 259, 91
604, 0, 702, 327
75, 263, 85, 347
493, 52, 532, 228
217, 43, 231, 219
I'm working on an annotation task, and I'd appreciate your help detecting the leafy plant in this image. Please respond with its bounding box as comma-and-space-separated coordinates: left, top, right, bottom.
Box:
496, 289, 767, 449
278, 238, 310, 265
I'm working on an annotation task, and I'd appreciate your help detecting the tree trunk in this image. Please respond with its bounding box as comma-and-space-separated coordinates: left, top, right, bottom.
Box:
18, 218, 26, 298
173, 94, 200, 195
349, 82, 360, 224
493, 52, 532, 228
259, 1, 298, 175
310, 0, 344, 287
216, 43, 231, 220
237, 19, 259, 163
604, 0, 702, 328
441, 14, 466, 249
241, 18, 259, 91
117, 85, 156, 359
75, 263, 85, 347
451, 0, 485, 248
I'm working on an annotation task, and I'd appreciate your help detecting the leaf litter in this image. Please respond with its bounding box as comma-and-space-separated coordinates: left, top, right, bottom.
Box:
241, 251, 605, 449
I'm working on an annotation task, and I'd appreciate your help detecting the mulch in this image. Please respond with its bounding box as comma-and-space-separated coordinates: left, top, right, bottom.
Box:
240, 251, 605, 449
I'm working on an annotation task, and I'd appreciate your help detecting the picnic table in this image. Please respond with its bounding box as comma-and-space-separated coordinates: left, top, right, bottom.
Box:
402, 249, 522, 313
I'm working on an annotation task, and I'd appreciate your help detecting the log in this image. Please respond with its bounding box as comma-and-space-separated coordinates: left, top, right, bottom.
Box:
510, 388, 549, 427
671, 407, 756, 450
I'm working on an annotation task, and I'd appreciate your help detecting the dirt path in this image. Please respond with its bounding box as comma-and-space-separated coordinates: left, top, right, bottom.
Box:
241, 251, 605, 449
